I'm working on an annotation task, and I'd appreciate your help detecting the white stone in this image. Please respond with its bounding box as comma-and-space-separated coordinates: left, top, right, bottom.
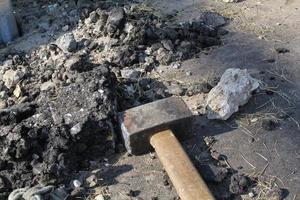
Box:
2, 69, 23, 89
206, 68, 260, 120
249, 191, 255, 198
0, 100, 7, 109
13, 84, 22, 98
95, 194, 105, 200
72, 179, 82, 188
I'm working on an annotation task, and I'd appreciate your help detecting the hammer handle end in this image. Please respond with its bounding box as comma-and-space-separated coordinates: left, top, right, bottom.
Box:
150, 130, 215, 200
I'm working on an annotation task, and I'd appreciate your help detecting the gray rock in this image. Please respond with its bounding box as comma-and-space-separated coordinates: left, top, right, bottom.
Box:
167, 85, 184, 96
85, 174, 97, 187
206, 68, 260, 120
64, 55, 82, 71
56, 33, 77, 52
0, 91, 7, 99
49, 187, 68, 200
72, 180, 82, 188
40, 81, 55, 91
70, 123, 83, 136
106, 8, 125, 36
0, 100, 7, 109
171, 62, 181, 69
200, 12, 226, 29
161, 40, 174, 51
62, 25, 69, 32
120, 68, 141, 80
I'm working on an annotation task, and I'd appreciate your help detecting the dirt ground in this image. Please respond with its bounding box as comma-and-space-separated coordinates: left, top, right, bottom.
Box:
0, 0, 299, 200
107, 0, 300, 199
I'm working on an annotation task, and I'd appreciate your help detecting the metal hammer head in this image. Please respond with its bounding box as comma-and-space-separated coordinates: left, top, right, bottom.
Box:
118, 97, 193, 155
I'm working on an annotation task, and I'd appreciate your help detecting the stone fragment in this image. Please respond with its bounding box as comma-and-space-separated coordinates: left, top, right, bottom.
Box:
72, 180, 82, 188
95, 194, 105, 200
120, 68, 141, 80
200, 12, 226, 29
2, 69, 24, 89
56, 33, 77, 52
206, 68, 259, 120
85, 174, 98, 187
13, 84, 22, 98
64, 55, 82, 71
167, 85, 184, 96
229, 174, 250, 194
40, 81, 55, 91
0, 100, 7, 109
106, 8, 125, 36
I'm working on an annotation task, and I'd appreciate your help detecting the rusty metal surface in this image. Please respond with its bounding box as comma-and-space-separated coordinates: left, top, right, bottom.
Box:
118, 96, 193, 155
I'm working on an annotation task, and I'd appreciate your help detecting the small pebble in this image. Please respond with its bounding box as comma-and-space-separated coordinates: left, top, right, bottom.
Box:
73, 179, 82, 188
171, 62, 181, 69
150, 152, 156, 159
186, 71, 192, 76
249, 191, 255, 198
62, 25, 69, 31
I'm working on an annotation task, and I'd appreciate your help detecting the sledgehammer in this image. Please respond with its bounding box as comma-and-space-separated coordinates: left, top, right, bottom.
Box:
119, 97, 215, 200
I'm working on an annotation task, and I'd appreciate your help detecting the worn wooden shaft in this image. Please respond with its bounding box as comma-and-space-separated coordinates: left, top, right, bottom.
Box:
150, 130, 215, 200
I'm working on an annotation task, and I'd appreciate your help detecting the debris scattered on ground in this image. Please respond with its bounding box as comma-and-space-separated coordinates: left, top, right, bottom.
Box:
206, 68, 260, 120
0, 1, 226, 199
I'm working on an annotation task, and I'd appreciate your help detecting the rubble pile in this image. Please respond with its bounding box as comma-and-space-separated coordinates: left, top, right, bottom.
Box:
0, 0, 226, 198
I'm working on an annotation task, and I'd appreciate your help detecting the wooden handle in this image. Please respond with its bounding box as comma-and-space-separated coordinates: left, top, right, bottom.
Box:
150, 130, 215, 200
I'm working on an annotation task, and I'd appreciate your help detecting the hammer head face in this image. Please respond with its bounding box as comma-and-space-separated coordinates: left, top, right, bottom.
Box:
119, 97, 193, 155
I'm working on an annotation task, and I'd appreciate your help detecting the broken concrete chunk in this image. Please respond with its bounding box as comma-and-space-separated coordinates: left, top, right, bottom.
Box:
206, 68, 259, 120
56, 32, 77, 52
